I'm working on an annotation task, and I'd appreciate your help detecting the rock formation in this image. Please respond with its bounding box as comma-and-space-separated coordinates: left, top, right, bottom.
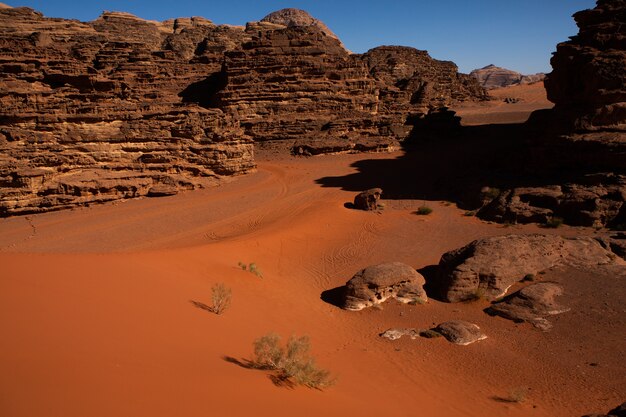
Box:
0, 6, 254, 216
433, 320, 487, 345
477, 1, 626, 228
486, 282, 570, 331
0, 6, 487, 215
583, 402, 626, 417
0, 7, 484, 215
436, 234, 620, 303
342, 262, 427, 311
353, 188, 383, 211
470, 64, 545, 89
379, 328, 421, 340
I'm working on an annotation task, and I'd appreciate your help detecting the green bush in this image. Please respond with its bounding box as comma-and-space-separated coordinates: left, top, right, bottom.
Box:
416, 206, 433, 215
238, 261, 263, 278
252, 333, 334, 389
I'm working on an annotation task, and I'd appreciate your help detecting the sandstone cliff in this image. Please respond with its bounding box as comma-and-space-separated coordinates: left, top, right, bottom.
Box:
0, 6, 254, 216
0, 6, 486, 216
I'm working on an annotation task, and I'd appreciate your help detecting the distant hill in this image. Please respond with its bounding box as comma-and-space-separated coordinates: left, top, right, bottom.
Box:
470, 64, 545, 89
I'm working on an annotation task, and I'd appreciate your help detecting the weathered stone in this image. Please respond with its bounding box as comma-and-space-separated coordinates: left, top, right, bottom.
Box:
353, 188, 383, 211
343, 262, 427, 311
437, 234, 621, 302
486, 282, 570, 331
470, 64, 545, 89
434, 320, 487, 345
477, 2, 626, 228
0, 6, 489, 216
379, 328, 420, 341
0, 6, 254, 216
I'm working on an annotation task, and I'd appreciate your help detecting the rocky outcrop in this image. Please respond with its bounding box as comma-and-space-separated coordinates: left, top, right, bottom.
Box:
544, 0, 626, 132
353, 188, 383, 211
470, 64, 545, 89
437, 234, 620, 303
361, 46, 487, 137
433, 320, 487, 345
476, 1, 626, 228
583, 402, 626, 417
486, 283, 570, 331
0, 6, 254, 216
261, 8, 342, 45
342, 262, 427, 311
477, 177, 626, 227
0, 6, 488, 215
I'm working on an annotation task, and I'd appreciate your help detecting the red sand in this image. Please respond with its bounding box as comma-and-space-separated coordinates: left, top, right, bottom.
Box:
1, 90, 624, 417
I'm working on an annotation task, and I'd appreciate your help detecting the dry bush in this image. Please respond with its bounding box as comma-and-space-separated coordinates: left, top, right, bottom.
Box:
252, 333, 334, 389
416, 206, 433, 215
211, 283, 232, 315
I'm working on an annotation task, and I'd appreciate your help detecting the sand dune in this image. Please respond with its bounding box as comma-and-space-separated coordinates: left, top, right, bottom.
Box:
1, 147, 624, 417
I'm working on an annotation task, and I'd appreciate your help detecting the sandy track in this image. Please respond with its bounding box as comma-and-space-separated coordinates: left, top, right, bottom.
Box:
0, 150, 624, 417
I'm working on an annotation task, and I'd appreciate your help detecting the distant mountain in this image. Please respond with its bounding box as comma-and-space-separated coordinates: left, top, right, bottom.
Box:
470, 64, 545, 89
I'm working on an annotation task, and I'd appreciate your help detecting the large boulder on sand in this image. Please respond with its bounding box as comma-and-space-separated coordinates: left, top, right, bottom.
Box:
434, 320, 487, 345
437, 234, 621, 302
353, 188, 383, 211
486, 282, 570, 331
343, 262, 427, 311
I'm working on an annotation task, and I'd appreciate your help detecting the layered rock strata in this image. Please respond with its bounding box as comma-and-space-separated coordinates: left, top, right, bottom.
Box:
0, 6, 486, 215
0, 7, 254, 215
470, 64, 545, 89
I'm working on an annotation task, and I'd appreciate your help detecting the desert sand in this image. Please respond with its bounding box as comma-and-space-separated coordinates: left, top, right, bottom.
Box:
455, 81, 552, 125
1, 88, 624, 417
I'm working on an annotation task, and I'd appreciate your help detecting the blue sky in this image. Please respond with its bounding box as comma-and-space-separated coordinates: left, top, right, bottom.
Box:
5, 0, 596, 74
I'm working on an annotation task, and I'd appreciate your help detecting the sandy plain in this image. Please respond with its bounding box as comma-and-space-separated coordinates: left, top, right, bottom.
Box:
1, 84, 624, 417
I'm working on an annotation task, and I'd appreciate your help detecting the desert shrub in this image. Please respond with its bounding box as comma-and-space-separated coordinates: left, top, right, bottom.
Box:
416, 206, 433, 215
464, 210, 476, 217
238, 261, 263, 278
521, 273, 535, 282
468, 287, 486, 301
504, 387, 528, 403
211, 283, 232, 315
252, 333, 334, 389
544, 217, 564, 228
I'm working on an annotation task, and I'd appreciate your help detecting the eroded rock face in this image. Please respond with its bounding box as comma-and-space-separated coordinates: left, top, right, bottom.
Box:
478, 2, 626, 228
0, 6, 488, 215
477, 178, 626, 228
486, 282, 570, 331
545, 0, 626, 132
343, 262, 427, 311
353, 188, 383, 211
470, 64, 545, 89
437, 234, 621, 302
0, 7, 254, 216
361, 46, 487, 138
433, 320, 487, 345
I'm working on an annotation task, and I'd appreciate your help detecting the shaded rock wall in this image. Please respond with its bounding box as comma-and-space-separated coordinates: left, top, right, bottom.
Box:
476, 0, 626, 228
